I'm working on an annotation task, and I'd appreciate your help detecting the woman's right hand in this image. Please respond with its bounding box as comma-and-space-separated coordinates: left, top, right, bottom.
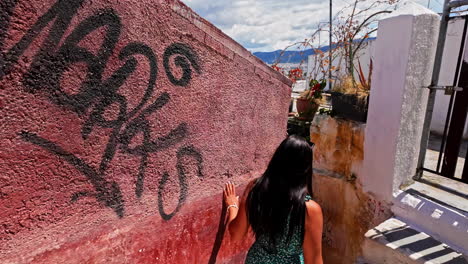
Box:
225, 179, 256, 241
223, 181, 239, 207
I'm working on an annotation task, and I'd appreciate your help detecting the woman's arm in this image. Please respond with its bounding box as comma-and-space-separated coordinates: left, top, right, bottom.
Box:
223, 180, 256, 241
303, 200, 323, 264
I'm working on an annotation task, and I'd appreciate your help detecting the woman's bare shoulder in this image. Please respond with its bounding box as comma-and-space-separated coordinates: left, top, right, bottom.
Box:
249, 177, 259, 184
240, 177, 259, 198
245, 177, 259, 189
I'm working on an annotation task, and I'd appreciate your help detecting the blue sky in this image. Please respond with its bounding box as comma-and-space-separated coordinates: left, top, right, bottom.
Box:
181, 0, 443, 52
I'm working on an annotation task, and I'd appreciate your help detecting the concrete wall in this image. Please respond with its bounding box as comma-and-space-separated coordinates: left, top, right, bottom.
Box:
308, 5, 445, 263
359, 2, 468, 258
310, 115, 393, 264
361, 10, 439, 202
0, 0, 291, 263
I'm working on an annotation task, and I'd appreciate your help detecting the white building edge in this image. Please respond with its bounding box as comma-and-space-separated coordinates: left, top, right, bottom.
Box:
303, 8, 468, 138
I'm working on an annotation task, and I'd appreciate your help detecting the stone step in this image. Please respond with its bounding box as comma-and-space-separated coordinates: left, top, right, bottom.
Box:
360, 218, 468, 264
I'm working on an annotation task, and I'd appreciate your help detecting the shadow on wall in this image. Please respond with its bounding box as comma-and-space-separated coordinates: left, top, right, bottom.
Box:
0, 0, 204, 219
208, 198, 228, 264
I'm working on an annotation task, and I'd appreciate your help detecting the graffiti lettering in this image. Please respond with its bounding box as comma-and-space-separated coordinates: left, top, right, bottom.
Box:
163, 43, 202, 87
1, 0, 203, 219
158, 146, 203, 220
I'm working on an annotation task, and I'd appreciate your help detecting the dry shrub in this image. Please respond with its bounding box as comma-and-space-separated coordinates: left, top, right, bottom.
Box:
333, 75, 369, 100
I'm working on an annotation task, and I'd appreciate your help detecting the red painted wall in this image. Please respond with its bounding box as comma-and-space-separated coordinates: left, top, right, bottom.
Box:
0, 0, 291, 263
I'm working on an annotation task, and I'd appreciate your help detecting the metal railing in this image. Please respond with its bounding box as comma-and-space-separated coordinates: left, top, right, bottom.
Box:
415, 0, 468, 184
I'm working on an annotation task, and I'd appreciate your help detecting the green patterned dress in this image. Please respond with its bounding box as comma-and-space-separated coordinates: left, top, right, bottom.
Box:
245, 195, 312, 264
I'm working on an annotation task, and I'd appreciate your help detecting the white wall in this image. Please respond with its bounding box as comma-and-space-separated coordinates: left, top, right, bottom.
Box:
291, 80, 308, 112
361, 4, 468, 255
306, 40, 376, 88
308, 17, 468, 138
275, 63, 308, 77
431, 17, 468, 138
362, 10, 439, 202
292, 80, 307, 93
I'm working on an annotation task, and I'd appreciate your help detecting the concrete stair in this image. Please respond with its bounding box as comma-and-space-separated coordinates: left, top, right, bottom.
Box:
359, 218, 468, 264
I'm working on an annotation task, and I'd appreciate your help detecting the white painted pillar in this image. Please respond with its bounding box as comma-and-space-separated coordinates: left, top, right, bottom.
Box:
361, 5, 440, 202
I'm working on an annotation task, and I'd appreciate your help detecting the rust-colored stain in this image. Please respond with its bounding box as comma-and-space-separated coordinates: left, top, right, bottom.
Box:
311, 116, 366, 179
311, 116, 392, 264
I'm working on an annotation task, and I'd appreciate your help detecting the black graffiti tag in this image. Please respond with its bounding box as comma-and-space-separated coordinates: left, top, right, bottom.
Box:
1, 0, 203, 219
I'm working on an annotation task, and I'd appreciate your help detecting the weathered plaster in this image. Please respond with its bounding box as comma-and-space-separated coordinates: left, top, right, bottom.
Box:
310, 116, 392, 264
0, 0, 290, 262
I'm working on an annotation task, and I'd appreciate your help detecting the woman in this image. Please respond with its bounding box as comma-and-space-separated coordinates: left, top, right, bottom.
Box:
223, 135, 323, 264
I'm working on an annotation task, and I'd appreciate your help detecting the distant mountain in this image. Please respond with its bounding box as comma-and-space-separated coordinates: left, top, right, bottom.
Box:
253, 47, 328, 65
253, 38, 375, 64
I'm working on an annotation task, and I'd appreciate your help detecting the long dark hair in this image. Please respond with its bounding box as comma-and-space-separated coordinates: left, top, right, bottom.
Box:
247, 135, 313, 249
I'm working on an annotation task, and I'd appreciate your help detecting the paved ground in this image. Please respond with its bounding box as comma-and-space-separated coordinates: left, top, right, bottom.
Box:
423, 133, 468, 180
363, 218, 468, 264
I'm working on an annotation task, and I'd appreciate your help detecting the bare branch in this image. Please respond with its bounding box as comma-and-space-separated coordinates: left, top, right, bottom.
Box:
353, 28, 377, 55
352, 10, 392, 40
